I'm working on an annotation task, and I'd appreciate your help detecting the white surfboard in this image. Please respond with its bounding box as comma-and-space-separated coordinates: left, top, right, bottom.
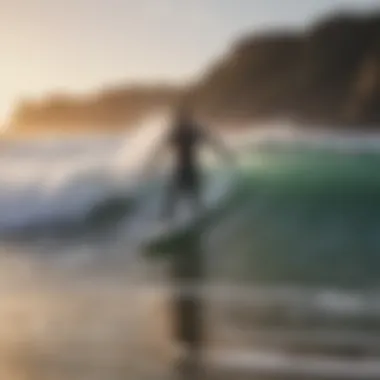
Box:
145, 168, 238, 241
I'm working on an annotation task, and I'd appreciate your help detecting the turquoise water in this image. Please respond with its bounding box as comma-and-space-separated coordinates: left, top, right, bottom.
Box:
146, 147, 380, 289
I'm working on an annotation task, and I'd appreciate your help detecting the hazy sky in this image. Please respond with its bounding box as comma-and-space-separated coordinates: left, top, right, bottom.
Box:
0, 0, 378, 120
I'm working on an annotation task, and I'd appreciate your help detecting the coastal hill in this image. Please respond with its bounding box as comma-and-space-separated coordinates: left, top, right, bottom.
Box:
8, 11, 380, 135
193, 12, 380, 128
9, 85, 183, 135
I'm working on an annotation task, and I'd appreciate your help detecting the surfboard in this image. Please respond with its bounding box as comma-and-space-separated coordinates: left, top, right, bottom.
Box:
144, 194, 240, 258
143, 168, 240, 257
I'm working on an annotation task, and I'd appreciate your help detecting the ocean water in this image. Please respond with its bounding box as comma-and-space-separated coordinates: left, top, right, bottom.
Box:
2, 119, 380, 378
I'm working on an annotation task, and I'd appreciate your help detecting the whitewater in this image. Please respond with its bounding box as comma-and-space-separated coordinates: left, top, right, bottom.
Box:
0, 112, 239, 234
2, 115, 380, 235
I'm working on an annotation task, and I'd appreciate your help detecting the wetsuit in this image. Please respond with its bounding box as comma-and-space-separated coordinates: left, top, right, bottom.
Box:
162, 120, 204, 218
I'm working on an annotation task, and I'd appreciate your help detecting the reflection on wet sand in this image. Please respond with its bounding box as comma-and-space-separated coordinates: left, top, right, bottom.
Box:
0, 254, 174, 380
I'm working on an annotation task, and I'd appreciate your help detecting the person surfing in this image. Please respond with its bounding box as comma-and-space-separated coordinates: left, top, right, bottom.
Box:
146, 105, 234, 222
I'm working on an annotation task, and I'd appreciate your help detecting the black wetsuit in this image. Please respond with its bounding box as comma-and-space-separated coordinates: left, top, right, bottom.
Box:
170, 122, 202, 191
162, 121, 203, 218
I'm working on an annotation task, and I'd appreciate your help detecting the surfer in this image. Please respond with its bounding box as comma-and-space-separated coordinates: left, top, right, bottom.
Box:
156, 106, 234, 220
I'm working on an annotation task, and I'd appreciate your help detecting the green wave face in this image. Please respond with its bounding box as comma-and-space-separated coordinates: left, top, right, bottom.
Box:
145, 147, 380, 289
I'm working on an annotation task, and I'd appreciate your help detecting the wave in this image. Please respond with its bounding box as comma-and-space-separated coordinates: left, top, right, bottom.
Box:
0, 114, 171, 233
0, 111, 237, 236
4, 118, 380, 247
146, 149, 380, 289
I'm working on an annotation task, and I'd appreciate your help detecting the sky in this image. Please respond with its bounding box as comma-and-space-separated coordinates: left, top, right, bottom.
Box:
0, 0, 379, 121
